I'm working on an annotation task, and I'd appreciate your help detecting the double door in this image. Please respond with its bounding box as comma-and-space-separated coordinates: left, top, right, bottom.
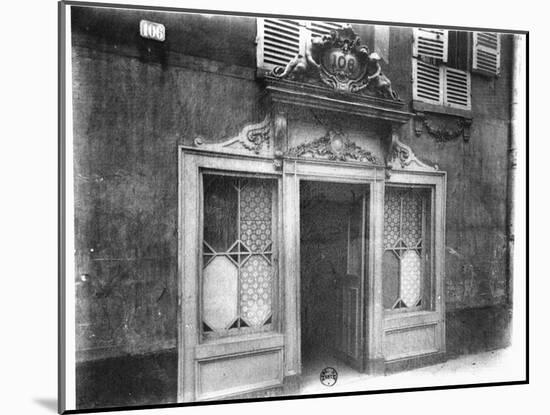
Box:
179, 151, 444, 401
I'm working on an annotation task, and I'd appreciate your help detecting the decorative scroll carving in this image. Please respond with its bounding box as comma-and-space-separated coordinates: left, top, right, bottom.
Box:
194, 116, 272, 156
386, 128, 438, 172
286, 130, 378, 164
271, 25, 399, 100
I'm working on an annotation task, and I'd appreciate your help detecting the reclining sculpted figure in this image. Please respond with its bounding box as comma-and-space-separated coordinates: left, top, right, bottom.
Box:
271, 34, 330, 80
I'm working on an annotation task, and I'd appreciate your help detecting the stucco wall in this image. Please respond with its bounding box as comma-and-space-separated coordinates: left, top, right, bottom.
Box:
72, 6, 264, 360
71, 6, 512, 362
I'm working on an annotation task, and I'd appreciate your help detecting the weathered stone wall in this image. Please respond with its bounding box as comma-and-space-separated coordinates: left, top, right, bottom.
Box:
72, 6, 512, 366
72, 6, 263, 360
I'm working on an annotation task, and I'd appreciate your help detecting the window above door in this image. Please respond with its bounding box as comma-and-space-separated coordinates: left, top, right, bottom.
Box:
256, 18, 347, 74
412, 28, 501, 114
472, 32, 501, 76
412, 28, 472, 111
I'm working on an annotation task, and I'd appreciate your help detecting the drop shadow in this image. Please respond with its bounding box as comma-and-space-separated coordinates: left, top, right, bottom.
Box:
34, 398, 57, 413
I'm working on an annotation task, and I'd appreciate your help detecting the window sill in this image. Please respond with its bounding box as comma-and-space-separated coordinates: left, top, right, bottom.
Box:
412, 100, 472, 119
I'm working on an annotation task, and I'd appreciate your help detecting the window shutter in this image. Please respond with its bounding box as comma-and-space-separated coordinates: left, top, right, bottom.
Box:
472, 32, 501, 76
445, 67, 471, 109
306, 20, 345, 39
256, 19, 347, 72
257, 18, 302, 70
413, 28, 448, 62
413, 59, 443, 105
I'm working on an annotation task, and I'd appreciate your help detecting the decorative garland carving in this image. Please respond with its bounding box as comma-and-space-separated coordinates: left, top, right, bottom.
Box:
287, 130, 378, 164
193, 116, 272, 156
423, 118, 463, 142
415, 113, 473, 142
270, 25, 399, 100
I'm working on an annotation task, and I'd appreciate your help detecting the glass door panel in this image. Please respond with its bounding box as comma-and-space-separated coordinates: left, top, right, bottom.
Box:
201, 174, 277, 338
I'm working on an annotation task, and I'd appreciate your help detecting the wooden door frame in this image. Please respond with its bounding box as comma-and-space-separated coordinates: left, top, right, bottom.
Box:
177, 147, 446, 401
282, 160, 386, 376
177, 147, 285, 402
382, 169, 447, 367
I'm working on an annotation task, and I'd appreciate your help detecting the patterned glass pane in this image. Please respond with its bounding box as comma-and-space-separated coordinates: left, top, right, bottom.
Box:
383, 190, 401, 249
383, 187, 429, 310
402, 193, 422, 248
240, 179, 273, 252
240, 255, 272, 327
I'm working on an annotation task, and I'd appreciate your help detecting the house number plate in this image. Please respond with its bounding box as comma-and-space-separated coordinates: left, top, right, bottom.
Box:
321, 48, 364, 80
139, 20, 165, 42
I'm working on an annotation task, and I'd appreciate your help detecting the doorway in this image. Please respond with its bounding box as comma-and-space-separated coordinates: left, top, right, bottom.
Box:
300, 180, 370, 382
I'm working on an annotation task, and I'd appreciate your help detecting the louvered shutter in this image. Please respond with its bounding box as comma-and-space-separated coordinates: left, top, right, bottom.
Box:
413, 59, 443, 105
257, 18, 302, 70
472, 32, 501, 76
413, 28, 448, 62
445, 67, 471, 109
306, 20, 345, 39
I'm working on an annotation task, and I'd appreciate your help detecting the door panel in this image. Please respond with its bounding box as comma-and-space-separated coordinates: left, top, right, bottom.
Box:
334, 191, 368, 371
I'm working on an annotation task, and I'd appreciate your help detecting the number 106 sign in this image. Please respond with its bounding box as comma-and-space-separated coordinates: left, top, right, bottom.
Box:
140, 20, 165, 42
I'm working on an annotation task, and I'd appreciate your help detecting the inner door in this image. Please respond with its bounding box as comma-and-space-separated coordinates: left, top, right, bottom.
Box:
335, 190, 368, 371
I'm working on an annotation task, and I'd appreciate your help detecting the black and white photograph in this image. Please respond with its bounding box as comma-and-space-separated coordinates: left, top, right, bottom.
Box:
0, 0, 528, 414
54, 1, 530, 412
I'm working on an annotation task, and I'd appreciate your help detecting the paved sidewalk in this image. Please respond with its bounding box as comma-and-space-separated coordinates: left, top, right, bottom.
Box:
300, 347, 524, 395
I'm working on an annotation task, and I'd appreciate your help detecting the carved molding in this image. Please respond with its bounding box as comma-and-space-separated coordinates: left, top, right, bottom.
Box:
386, 128, 438, 172
193, 116, 272, 156
286, 130, 378, 164
265, 78, 412, 124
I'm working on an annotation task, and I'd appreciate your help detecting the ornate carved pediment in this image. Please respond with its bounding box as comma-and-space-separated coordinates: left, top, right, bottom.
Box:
193, 116, 272, 156
270, 25, 399, 100
287, 130, 379, 164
